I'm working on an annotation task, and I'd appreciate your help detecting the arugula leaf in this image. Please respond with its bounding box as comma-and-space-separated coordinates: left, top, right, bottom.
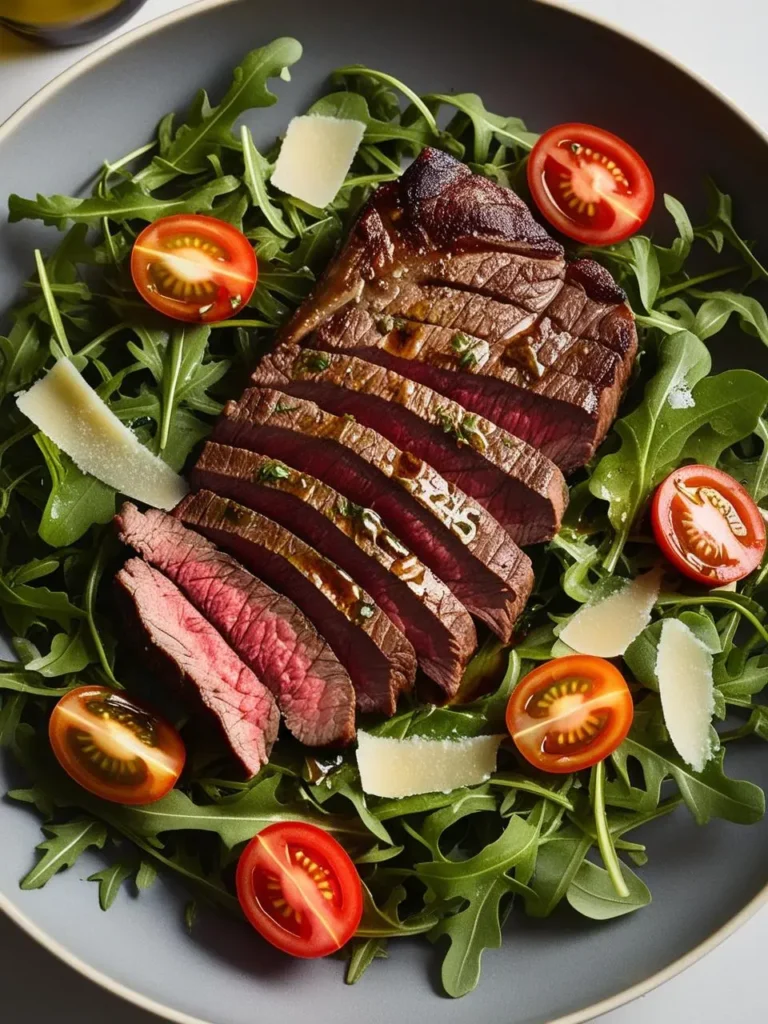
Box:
240, 126, 294, 239
423, 93, 538, 161
419, 816, 537, 998
654, 194, 694, 275
21, 818, 108, 890
36, 435, 116, 547
566, 858, 651, 920
612, 734, 764, 825
695, 181, 768, 283
9, 177, 240, 229
88, 860, 135, 911
690, 289, 768, 345
135, 38, 303, 190
525, 830, 592, 918
345, 938, 389, 984
24, 626, 93, 678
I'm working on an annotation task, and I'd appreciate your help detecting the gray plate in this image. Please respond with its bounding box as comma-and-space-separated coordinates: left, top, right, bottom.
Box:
1, 2, 768, 1022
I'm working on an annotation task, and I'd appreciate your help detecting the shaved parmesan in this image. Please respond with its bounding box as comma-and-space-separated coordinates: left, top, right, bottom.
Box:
559, 568, 662, 657
656, 618, 716, 773
17, 359, 188, 511
356, 731, 503, 798
272, 115, 366, 208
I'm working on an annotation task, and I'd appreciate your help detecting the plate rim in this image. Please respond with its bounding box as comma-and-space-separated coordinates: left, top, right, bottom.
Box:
1, 2, 767, 1022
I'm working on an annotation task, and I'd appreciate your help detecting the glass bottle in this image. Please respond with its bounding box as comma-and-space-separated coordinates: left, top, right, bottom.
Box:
0, 1, 147, 46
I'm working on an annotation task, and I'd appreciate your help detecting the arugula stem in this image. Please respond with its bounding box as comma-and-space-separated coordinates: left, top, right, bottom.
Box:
334, 66, 441, 135
84, 532, 122, 689
364, 144, 402, 174
592, 761, 629, 899
208, 319, 271, 330
34, 251, 72, 358
656, 265, 742, 300
76, 323, 127, 359
657, 594, 768, 646
159, 327, 184, 451
341, 172, 400, 190
603, 527, 629, 574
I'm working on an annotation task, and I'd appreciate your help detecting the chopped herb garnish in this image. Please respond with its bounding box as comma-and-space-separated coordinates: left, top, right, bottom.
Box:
374, 314, 408, 335
358, 602, 375, 619
435, 405, 488, 451
298, 350, 331, 373
450, 331, 489, 368
256, 459, 291, 483
274, 400, 299, 414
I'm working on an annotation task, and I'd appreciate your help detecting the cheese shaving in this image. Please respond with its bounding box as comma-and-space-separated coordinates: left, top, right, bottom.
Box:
559, 568, 662, 657
656, 617, 716, 773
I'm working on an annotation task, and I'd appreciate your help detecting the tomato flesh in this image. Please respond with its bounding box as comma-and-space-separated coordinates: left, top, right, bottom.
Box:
49, 685, 185, 805
506, 655, 633, 773
651, 464, 766, 586
527, 122, 654, 245
131, 214, 258, 323
236, 821, 362, 958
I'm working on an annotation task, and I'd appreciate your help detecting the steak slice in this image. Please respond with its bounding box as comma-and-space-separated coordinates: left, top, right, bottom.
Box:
214, 388, 532, 641
191, 443, 477, 695
115, 558, 279, 776
279, 146, 636, 470
313, 305, 629, 472
115, 503, 356, 747
175, 490, 416, 716
251, 346, 567, 545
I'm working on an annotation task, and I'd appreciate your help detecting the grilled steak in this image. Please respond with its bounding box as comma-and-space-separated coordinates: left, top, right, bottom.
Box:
115, 558, 279, 775
175, 490, 416, 716
115, 503, 356, 746
251, 346, 566, 545
214, 388, 533, 641
192, 443, 477, 695
280, 147, 636, 471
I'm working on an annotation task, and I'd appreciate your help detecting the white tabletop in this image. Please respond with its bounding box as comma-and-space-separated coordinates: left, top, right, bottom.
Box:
0, 1, 765, 1021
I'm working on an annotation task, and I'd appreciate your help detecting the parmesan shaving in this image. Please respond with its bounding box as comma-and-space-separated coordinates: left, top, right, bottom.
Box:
356, 731, 503, 798
272, 115, 366, 208
559, 568, 662, 658
17, 359, 188, 511
656, 618, 716, 773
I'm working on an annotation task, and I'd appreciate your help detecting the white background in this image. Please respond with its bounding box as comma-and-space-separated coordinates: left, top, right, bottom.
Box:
0, 1, 766, 1021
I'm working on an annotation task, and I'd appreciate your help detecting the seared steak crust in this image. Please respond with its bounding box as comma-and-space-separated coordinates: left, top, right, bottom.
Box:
213, 388, 533, 641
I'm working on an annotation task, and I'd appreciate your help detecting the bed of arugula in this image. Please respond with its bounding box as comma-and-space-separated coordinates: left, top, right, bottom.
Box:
1, 36, 768, 999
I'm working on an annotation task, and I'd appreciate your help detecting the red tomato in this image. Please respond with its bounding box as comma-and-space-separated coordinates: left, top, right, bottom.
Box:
236, 822, 363, 958
49, 686, 185, 805
506, 655, 633, 774
527, 122, 654, 245
651, 464, 766, 586
130, 214, 258, 323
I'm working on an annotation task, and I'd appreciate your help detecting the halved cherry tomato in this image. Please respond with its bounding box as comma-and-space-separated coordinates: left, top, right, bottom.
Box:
236, 821, 363, 959
527, 123, 654, 245
506, 655, 633, 774
651, 464, 766, 586
130, 214, 258, 323
49, 685, 185, 805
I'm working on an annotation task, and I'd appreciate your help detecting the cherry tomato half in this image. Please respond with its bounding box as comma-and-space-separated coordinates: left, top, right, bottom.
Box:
651, 464, 766, 586
527, 122, 654, 245
130, 214, 258, 323
236, 821, 363, 959
49, 686, 185, 805
506, 655, 633, 774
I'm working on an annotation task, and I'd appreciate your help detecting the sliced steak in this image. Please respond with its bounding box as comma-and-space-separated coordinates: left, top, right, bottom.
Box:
115, 558, 279, 776
282, 147, 565, 343
279, 146, 636, 470
115, 503, 355, 747
175, 490, 416, 716
313, 305, 630, 471
191, 443, 476, 695
251, 346, 566, 545
213, 388, 532, 641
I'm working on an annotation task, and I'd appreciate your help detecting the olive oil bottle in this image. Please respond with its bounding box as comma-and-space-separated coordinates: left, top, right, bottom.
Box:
0, 0, 147, 46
